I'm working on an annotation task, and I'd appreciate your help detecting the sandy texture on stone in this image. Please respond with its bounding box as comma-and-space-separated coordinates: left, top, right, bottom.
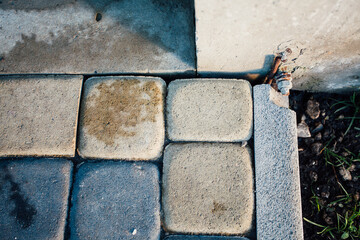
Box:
70, 162, 160, 240
0, 75, 82, 157
0, 159, 72, 240
78, 76, 165, 160
254, 84, 303, 240
162, 143, 254, 235
167, 79, 253, 142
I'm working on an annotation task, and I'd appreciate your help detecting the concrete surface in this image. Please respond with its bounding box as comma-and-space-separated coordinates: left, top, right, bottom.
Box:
0, 0, 195, 75
253, 84, 303, 240
195, 0, 360, 92
69, 162, 160, 240
162, 143, 254, 235
78, 76, 165, 160
0, 159, 72, 240
0, 75, 82, 157
164, 236, 250, 240
166, 79, 253, 142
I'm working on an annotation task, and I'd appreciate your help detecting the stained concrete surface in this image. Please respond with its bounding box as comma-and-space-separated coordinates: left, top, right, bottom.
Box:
0, 159, 72, 240
162, 143, 254, 235
166, 79, 253, 142
0, 0, 195, 75
195, 0, 360, 92
0, 75, 82, 157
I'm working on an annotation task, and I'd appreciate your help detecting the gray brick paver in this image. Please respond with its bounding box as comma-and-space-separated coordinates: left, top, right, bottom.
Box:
70, 162, 160, 240
0, 159, 72, 240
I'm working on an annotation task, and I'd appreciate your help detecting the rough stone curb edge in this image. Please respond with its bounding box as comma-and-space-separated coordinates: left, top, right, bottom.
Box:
254, 84, 304, 240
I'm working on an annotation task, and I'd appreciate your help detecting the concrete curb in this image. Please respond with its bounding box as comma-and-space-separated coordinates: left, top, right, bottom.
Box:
253, 84, 303, 240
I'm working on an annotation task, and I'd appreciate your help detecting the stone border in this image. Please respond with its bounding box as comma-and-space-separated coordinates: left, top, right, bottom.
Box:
253, 84, 303, 240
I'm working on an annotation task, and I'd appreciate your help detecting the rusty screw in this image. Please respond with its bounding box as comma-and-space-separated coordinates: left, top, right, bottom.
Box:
264, 48, 293, 95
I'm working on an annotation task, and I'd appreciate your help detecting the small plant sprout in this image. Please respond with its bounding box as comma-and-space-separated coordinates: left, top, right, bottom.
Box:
310, 188, 323, 213
323, 147, 360, 168
331, 92, 360, 136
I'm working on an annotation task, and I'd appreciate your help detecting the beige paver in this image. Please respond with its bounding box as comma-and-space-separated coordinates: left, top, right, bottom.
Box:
0, 75, 82, 157
162, 143, 254, 235
166, 79, 253, 142
78, 76, 165, 160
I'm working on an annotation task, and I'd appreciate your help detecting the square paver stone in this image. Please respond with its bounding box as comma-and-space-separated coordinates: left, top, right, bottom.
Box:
0, 75, 82, 157
162, 143, 254, 235
0, 0, 195, 74
78, 76, 165, 160
70, 162, 160, 240
0, 159, 72, 240
166, 79, 253, 142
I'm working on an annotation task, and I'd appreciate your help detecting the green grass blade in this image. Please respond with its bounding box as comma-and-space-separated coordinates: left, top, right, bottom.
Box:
303, 217, 326, 228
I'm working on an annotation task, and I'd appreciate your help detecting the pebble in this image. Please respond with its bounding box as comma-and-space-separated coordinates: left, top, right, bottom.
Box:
320, 185, 330, 198
321, 191, 330, 199
323, 213, 334, 225
349, 164, 356, 172
341, 151, 350, 157
304, 138, 315, 146
297, 121, 311, 138
312, 123, 324, 134
314, 132, 322, 141
309, 171, 318, 182
309, 159, 318, 166
311, 142, 323, 156
338, 166, 352, 181
306, 99, 320, 120
354, 192, 360, 201
323, 128, 331, 139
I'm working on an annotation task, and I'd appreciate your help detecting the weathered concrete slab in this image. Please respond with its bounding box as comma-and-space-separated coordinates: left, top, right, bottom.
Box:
164, 236, 250, 240
78, 76, 165, 160
253, 84, 303, 240
70, 162, 160, 240
0, 159, 72, 240
195, 0, 360, 92
166, 79, 253, 142
0, 0, 195, 75
0, 75, 82, 157
162, 143, 254, 235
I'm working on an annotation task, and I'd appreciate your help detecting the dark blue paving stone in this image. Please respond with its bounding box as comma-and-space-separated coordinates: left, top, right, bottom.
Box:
70, 162, 160, 240
0, 159, 73, 240
164, 236, 250, 240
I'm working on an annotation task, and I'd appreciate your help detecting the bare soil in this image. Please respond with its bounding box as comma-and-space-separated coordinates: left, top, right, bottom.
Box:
290, 91, 360, 240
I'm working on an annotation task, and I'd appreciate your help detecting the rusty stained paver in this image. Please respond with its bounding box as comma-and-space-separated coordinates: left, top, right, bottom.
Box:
78, 76, 165, 160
